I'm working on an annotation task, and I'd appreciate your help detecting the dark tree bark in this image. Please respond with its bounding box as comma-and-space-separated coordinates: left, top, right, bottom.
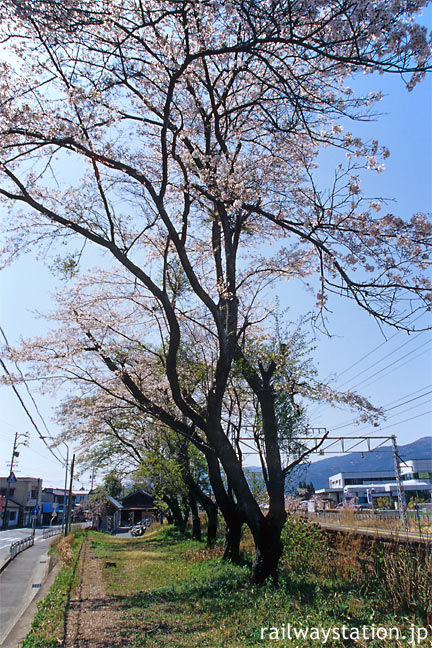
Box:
176, 440, 218, 546
222, 514, 243, 562
167, 495, 189, 533
188, 492, 201, 541
204, 449, 243, 560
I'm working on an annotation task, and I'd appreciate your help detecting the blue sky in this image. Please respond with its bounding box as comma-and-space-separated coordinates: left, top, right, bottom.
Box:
0, 65, 431, 489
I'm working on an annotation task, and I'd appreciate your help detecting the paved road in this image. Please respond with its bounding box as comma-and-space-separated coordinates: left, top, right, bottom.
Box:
0, 529, 46, 567
0, 536, 54, 647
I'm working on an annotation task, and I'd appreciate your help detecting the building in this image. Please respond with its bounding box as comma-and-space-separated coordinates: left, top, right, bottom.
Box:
41, 488, 91, 525
400, 459, 432, 483
328, 469, 395, 489
0, 477, 42, 528
316, 458, 432, 508
120, 490, 157, 526
90, 490, 157, 532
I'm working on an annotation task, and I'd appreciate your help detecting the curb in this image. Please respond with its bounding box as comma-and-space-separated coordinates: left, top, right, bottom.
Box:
0, 557, 11, 575
0, 553, 59, 648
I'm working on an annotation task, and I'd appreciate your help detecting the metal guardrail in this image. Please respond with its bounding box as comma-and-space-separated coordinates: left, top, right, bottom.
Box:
42, 521, 93, 539
43, 525, 62, 539
10, 535, 34, 560
2, 521, 93, 572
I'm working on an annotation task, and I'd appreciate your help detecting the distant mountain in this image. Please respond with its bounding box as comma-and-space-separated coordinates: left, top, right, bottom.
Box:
246, 437, 432, 491
292, 436, 432, 490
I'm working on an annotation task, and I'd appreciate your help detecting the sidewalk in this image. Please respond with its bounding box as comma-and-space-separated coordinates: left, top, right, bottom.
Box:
0, 536, 55, 647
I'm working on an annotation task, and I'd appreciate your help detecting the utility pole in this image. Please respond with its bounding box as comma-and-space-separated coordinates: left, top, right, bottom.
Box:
1, 431, 29, 530
64, 453, 75, 536
62, 445, 69, 533
391, 435, 408, 531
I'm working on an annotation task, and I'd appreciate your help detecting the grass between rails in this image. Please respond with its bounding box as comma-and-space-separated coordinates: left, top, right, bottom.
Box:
89, 523, 431, 648
20, 531, 86, 648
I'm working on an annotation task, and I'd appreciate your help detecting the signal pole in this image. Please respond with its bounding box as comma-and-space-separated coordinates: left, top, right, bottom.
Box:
1, 431, 29, 530
62, 445, 70, 533
391, 435, 408, 531
64, 453, 75, 536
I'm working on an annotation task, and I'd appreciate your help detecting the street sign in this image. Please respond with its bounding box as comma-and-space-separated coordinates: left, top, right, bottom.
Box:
7, 472, 17, 483
32, 505, 40, 516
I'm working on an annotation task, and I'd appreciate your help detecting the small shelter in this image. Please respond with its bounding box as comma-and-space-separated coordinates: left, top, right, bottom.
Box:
121, 490, 157, 526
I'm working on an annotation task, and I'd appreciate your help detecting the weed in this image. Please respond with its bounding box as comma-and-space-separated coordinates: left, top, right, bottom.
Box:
368, 541, 432, 621
20, 531, 85, 648
281, 514, 329, 575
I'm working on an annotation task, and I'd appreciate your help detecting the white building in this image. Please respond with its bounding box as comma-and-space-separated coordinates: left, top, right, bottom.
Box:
400, 459, 432, 483
316, 458, 432, 508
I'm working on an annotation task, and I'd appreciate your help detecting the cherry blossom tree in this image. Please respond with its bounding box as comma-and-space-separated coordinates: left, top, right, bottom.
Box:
0, 0, 431, 582
60, 391, 219, 543
5, 271, 383, 573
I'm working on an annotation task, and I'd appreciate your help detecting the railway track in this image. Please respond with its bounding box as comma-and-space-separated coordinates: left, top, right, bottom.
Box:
311, 519, 431, 547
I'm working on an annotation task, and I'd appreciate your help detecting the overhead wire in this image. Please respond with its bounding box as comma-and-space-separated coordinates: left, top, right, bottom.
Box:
329, 388, 432, 432
0, 326, 65, 465
349, 409, 432, 435
336, 331, 424, 389
307, 312, 428, 422
347, 338, 432, 392
308, 338, 431, 424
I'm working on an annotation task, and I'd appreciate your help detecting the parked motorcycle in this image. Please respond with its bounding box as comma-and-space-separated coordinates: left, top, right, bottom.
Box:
130, 522, 146, 536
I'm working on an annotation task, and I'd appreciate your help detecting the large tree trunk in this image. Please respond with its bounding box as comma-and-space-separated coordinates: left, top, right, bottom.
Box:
250, 517, 285, 584
223, 514, 243, 561
205, 380, 287, 581
204, 499, 218, 547
189, 492, 201, 541
204, 450, 243, 558
177, 444, 219, 546
168, 496, 189, 533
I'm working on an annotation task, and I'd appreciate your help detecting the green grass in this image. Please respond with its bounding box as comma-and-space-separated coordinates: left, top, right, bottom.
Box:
20, 531, 85, 648
88, 525, 428, 648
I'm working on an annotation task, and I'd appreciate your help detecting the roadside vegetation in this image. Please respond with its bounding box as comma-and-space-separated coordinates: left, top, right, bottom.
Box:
21, 531, 86, 648
86, 522, 431, 648
20, 521, 431, 647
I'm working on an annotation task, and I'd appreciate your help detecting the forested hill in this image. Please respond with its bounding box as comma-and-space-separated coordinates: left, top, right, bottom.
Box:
248, 437, 432, 491
292, 436, 432, 490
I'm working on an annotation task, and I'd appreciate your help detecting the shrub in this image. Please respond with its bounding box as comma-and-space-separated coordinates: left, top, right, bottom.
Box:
281, 515, 329, 575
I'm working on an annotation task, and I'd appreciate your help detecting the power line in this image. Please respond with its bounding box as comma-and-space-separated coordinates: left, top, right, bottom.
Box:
346, 409, 432, 436
0, 326, 62, 445
329, 389, 432, 432
348, 338, 432, 392
0, 356, 65, 466
319, 312, 426, 389
308, 342, 431, 426
336, 331, 424, 390
312, 384, 431, 428
377, 384, 432, 409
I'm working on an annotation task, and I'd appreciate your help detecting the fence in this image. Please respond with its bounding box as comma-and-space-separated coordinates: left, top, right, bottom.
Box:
42, 520, 93, 539
9, 535, 34, 560
301, 509, 432, 528
42, 525, 62, 539
2, 521, 93, 572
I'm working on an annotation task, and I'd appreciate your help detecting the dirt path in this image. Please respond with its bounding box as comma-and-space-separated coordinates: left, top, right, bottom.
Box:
64, 538, 126, 648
